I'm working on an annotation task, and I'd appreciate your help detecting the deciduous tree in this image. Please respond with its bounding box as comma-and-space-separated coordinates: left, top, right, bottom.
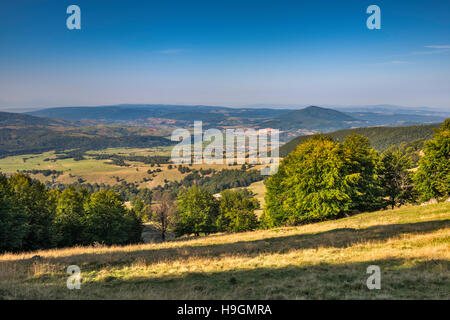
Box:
217, 189, 259, 232
174, 186, 218, 236
414, 119, 450, 201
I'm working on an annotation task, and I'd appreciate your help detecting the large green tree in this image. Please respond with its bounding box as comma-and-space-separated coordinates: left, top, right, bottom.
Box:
414, 119, 450, 201
263, 134, 382, 227
8, 173, 56, 250
52, 187, 89, 247
342, 134, 382, 212
217, 189, 259, 232
83, 190, 142, 245
174, 186, 218, 236
263, 135, 351, 227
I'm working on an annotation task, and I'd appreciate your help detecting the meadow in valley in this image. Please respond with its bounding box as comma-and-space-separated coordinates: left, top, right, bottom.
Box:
0, 202, 448, 299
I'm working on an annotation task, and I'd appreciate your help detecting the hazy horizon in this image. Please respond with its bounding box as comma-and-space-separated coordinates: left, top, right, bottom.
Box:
1, 103, 449, 115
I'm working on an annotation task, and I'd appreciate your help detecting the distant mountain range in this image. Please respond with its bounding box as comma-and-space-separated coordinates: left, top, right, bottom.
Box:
28, 105, 362, 131
0, 105, 447, 158
244, 104, 450, 114
28, 104, 285, 122
25, 104, 448, 141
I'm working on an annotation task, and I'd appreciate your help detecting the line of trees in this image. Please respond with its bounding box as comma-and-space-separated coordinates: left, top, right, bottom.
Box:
153, 168, 264, 195
0, 126, 174, 159
136, 187, 260, 239
1, 172, 261, 252
262, 119, 449, 227
0, 173, 143, 252
20, 169, 64, 177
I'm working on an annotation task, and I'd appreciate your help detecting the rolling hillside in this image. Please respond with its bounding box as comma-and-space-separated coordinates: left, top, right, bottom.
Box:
0, 128, 174, 158
0, 111, 177, 158
28, 104, 287, 123
0, 111, 74, 127
1, 202, 448, 299
280, 123, 442, 157
27, 105, 448, 136
260, 106, 362, 131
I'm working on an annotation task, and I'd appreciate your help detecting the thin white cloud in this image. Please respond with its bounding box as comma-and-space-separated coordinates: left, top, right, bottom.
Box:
412, 45, 450, 55
154, 49, 187, 54
373, 60, 412, 65
390, 60, 411, 64
425, 45, 450, 49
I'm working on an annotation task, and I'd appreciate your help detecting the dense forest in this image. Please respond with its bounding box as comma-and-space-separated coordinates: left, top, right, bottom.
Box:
279, 123, 441, 156
0, 173, 143, 252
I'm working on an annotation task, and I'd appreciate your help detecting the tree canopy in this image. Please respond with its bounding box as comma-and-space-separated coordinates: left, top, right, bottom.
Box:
0, 173, 143, 252
174, 186, 219, 236
414, 119, 450, 201
263, 134, 383, 227
217, 189, 259, 232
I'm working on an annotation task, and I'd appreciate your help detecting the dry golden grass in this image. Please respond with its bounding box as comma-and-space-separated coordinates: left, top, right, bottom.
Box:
0, 202, 448, 299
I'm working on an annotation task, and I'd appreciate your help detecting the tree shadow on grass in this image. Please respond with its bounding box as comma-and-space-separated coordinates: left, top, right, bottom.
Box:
4, 219, 449, 268
9, 257, 449, 299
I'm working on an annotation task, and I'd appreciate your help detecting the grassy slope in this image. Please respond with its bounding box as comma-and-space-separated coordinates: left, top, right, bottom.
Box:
1, 202, 449, 299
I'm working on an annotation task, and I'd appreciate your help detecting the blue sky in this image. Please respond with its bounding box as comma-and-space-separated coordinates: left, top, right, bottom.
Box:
0, 0, 449, 109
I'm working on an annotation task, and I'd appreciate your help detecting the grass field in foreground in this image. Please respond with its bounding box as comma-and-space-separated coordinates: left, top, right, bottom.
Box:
0, 203, 449, 299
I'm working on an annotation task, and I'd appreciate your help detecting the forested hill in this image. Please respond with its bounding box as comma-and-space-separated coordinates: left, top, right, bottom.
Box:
260, 106, 360, 131
279, 123, 443, 157
0, 126, 175, 158
0, 111, 177, 158
28, 104, 287, 122
0, 111, 74, 127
